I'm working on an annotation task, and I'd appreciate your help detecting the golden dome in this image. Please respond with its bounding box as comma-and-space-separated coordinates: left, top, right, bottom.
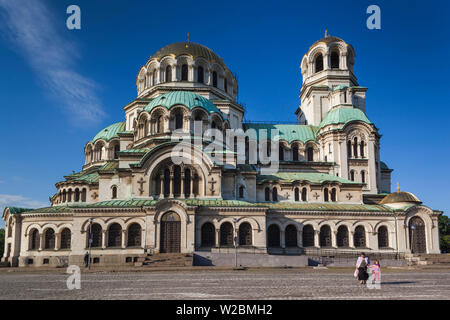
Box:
380, 191, 421, 205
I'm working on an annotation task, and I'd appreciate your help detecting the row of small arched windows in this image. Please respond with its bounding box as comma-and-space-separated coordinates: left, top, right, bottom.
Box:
200, 222, 252, 247
88, 223, 142, 248
347, 137, 365, 158
59, 188, 87, 203
314, 51, 340, 73
29, 228, 71, 250
349, 170, 367, 183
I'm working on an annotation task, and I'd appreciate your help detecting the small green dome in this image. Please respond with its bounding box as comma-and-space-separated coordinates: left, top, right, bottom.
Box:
91, 122, 126, 143
319, 107, 371, 129
144, 91, 224, 119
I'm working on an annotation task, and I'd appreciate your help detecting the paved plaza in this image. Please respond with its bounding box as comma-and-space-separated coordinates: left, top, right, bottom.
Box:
0, 268, 449, 300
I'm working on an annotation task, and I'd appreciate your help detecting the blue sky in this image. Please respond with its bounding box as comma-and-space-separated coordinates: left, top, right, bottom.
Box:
0, 0, 449, 227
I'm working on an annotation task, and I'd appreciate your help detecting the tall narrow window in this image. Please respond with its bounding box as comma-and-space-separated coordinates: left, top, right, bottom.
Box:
350, 170, 355, 181
315, 54, 323, 72
265, 187, 270, 201
127, 223, 142, 247
294, 187, 299, 202
81, 188, 87, 202
360, 141, 365, 158
272, 188, 278, 201
112, 186, 117, 199
224, 78, 228, 92
181, 64, 188, 81
44, 229, 55, 249
212, 71, 217, 87
114, 144, 120, 160
152, 69, 157, 85
353, 137, 358, 158
279, 145, 284, 161
239, 185, 244, 199
165, 65, 172, 82
74, 188, 80, 202
107, 223, 122, 247
331, 188, 337, 202
175, 113, 183, 130
60, 228, 71, 249
330, 51, 339, 68
307, 147, 314, 162
301, 188, 307, 201
361, 171, 366, 183
324, 188, 329, 202
347, 140, 352, 158
197, 66, 204, 83
293, 144, 299, 161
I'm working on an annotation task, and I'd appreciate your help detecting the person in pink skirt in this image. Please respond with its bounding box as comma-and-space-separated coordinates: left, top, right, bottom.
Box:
371, 260, 381, 284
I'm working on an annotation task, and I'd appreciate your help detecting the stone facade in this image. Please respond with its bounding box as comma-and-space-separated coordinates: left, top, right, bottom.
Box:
2, 36, 443, 267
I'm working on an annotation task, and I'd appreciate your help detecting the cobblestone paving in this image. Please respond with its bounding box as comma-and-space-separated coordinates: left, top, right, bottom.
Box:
0, 269, 449, 300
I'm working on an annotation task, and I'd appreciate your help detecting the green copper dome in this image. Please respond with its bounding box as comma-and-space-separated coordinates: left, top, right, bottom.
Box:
91, 122, 126, 143
319, 107, 371, 129
144, 91, 224, 118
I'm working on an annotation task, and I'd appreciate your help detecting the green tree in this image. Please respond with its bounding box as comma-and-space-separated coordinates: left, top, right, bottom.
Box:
0, 229, 4, 258
439, 215, 450, 253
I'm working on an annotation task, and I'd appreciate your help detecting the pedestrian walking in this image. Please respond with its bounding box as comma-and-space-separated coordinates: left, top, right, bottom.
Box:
84, 251, 90, 268
355, 252, 369, 285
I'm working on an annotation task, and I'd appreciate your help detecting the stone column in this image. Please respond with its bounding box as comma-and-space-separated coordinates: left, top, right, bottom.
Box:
39, 233, 43, 251
159, 174, 164, 199
314, 230, 320, 247
190, 176, 194, 198
180, 172, 185, 199
121, 230, 126, 249
169, 166, 174, 198
102, 230, 107, 249
297, 230, 303, 247
54, 233, 60, 251
280, 230, 286, 249
215, 229, 220, 247
332, 231, 337, 248
349, 231, 355, 249
324, 53, 329, 70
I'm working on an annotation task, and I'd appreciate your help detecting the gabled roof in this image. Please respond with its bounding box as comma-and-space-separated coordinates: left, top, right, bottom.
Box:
242, 123, 318, 143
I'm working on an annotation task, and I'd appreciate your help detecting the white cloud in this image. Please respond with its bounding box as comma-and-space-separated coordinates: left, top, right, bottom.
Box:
0, 194, 48, 210
0, 0, 105, 124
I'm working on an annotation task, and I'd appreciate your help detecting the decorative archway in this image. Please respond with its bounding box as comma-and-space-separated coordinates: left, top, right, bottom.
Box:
409, 217, 426, 253
319, 225, 332, 247
267, 224, 280, 247
160, 212, 181, 253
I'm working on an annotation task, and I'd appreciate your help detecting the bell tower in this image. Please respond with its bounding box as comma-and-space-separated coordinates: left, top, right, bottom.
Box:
295, 34, 367, 126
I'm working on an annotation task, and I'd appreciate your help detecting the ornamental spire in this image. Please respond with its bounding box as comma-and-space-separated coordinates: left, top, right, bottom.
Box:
186, 32, 190, 48
397, 182, 400, 192
325, 29, 328, 37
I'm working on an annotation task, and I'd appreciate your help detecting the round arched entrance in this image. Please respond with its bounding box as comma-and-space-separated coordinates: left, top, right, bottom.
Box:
160, 212, 181, 253
409, 216, 426, 253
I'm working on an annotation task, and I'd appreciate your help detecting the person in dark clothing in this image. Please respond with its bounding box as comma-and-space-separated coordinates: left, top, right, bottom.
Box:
355, 252, 369, 284
84, 251, 90, 268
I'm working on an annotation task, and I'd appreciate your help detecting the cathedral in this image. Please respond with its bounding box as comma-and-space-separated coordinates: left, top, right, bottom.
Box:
2, 35, 443, 267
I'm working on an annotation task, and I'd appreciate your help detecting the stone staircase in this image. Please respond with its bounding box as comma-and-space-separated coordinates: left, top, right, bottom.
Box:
138, 253, 193, 267
405, 253, 450, 266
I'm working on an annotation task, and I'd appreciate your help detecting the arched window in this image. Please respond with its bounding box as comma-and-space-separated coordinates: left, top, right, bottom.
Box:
331, 188, 337, 202
302, 225, 315, 247
353, 137, 358, 158
173, 165, 181, 197
315, 54, 324, 72
212, 71, 217, 87
360, 140, 365, 158
220, 222, 233, 246
330, 51, 339, 68
224, 78, 228, 92
197, 66, 204, 83
292, 144, 299, 161
152, 69, 157, 85
361, 171, 366, 183
184, 169, 191, 197
74, 188, 80, 202
319, 225, 332, 247
81, 188, 87, 202
285, 225, 298, 247
294, 188, 299, 202
181, 64, 188, 81
301, 188, 307, 201
107, 223, 122, 247
201, 222, 215, 247
163, 168, 170, 197
165, 65, 172, 82
44, 229, 55, 250
347, 140, 352, 158
350, 170, 355, 181
60, 228, 71, 249
90, 223, 102, 247
307, 147, 314, 162
111, 186, 117, 199
62, 190, 67, 202
272, 188, 278, 201
279, 145, 284, 161
323, 188, 329, 202
378, 226, 389, 248
239, 185, 245, 199
337, 226, 349, 247
30, 229, 40, 250
7, 218, 12, 238
127, 223, 142, 247
68, 189, 72, 202
239, 222, 252, 246
265, 187, 270, 201
175, 112, 183, 130
157, 115, 163, 133
267, 225, 280, 247
354, 226, 366, 248
114, 144, 120, 160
